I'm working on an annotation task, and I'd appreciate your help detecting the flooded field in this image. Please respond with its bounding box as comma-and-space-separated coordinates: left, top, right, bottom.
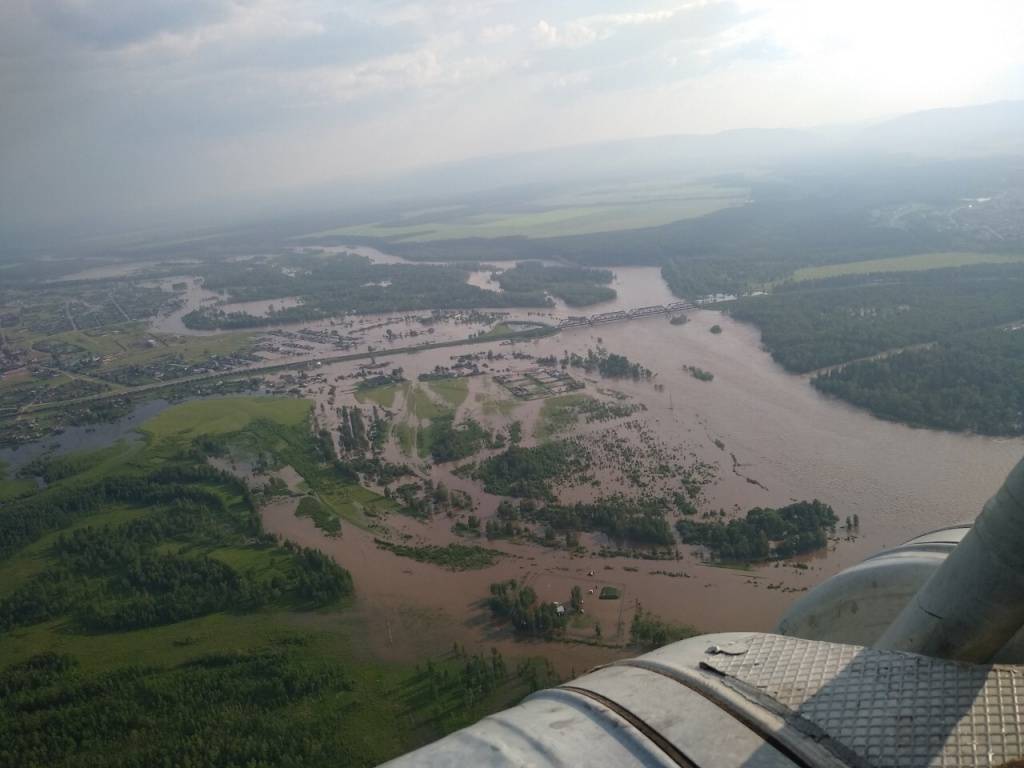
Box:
147, 277, 225, 335
246, 256, 1024, 671
218, 296, 305, 316
0, 399, 171, 473
36, 245, 1024, 673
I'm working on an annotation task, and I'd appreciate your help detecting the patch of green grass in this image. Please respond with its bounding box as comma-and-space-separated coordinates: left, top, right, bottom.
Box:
0, 461, 36, 502
478, 321, 548, 340
480, 322, 514, 338
300, 185, 748, 242
394, 422, 416, 457
405, 384, 445, 421
0, 476, 35, 502
143, 396, 311, 445
207, 543, 295, 586
790, 252, 1024, 282
476, 392, 521, 417
355, 383, 399, 408
374, 540, 503, 570
295, 495, 341, 535
426, 377, 468, 409
534, 394, 593, 439
320, 484, 396, 529
416, 426, 433, 459
533, 394, 637, 439
20, 441, 142, 485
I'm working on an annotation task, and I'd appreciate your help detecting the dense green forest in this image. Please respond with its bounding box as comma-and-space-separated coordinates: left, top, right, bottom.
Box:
525, 495, 675, 547
471, 441, 591, 500
564, 348, 652, 379
0, 398, 538, 766
183, 252, 550, 329
0, 640, 552, 768
813, 327, 1024, 435
419, 414, 495, 463
494, 261, 616, 306
728, 265, 1024, 372
721, 265, 1024, 434
676, 500, 837, 562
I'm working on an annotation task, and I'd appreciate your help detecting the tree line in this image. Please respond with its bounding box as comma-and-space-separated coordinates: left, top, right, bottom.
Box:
183, 252, 551, 330
495, 261, 617, 307
472, 440, 590, 500
727, 264, 1024, 373
0, 492, 353, 633
813, 326, 1024, 435
0, 649, 359, 768
676, 500, 837, 562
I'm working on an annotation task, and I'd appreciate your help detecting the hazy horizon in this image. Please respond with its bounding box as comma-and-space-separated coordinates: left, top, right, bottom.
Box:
3, 0, 1024, 238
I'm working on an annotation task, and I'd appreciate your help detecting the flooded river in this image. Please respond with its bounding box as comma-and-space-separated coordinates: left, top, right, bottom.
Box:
250, 250, 1024, 670
36, 245, 1024, 671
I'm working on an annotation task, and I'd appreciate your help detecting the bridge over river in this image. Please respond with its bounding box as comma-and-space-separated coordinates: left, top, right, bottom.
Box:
558, 301, 696, 328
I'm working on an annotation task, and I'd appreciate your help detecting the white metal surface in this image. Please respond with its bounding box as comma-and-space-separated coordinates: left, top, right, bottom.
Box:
704, 633, 1024, 768
385, 632, 1024, 767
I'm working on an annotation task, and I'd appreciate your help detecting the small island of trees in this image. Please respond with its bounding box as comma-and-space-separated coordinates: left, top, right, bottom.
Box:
676, 500, 837, 562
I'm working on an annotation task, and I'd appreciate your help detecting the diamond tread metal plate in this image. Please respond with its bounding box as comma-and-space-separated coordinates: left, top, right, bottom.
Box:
703, 634, 1024, 768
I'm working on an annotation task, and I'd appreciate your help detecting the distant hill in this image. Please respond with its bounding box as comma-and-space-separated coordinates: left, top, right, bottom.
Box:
343, 100, 1024, 204
855, 100, 1024, 158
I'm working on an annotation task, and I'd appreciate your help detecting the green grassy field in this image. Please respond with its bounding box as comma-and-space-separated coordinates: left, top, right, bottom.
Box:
534, 394, 593, 440
478, 321, 548, 340
405, 384, 445, 420
394, 422, 417, 457
320, 483, 396, 528
0, 475, 36, 502
0, 460, 36, 502
476, 390, 521, 417
142, 396, 311, 443
300, 184, 748, 242
355, 382, 400, 408
790, 252, 1024, 282
426, 377, 469, 409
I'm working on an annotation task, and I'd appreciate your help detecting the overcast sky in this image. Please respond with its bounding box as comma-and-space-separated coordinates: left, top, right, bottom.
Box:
2, 0, 1024, 236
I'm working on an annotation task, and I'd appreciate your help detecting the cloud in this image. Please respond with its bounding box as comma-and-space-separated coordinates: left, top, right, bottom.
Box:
36, 0, 231, 49
1, 0, 1023, 238
479, 23, 517, 44
532, 19, 599, 48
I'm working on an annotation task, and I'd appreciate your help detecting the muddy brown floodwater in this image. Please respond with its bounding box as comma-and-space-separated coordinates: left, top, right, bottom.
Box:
135, 248, 1022, 673
251, 261, 1024, 676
